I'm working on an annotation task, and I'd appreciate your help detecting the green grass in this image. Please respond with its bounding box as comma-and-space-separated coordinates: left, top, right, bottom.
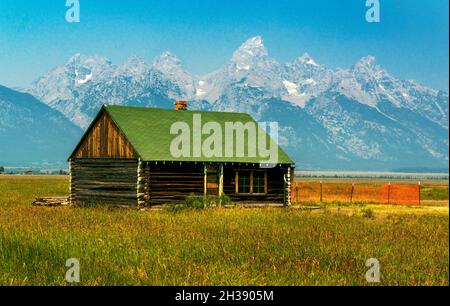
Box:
421, 186, 449, 201
0, 176, 448, 286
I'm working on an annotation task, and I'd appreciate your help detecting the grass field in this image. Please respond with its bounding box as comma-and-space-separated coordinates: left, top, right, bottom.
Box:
0, 175, 448, 286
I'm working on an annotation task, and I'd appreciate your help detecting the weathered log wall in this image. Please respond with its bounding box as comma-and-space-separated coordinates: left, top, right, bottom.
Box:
70, 159, 291, 206
147, 162, 204, 205
223, 164, 287, 204
70, 158, 139, 206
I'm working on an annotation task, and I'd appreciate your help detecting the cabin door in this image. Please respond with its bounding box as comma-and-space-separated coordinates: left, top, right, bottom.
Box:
205, 164, 219, 195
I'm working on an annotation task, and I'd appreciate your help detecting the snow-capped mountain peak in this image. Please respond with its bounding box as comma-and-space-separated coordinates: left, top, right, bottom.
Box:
355, 55, 376, 67
230, 36, 270, 66
116, 55, 149, 76
198, 36, 283, 103
65, 53, 113, 78
248, 35, 263, 46
64, 53, 114, 86
294, 52, 320, 67
152, 51, 197, 99
282, 53, 333, 107
66, 53, 111, 65
153, 51, 182, 71
350, 56, 387, 81
237, 36, 265, 52
66, 53, 82, 64
122, 55, 148, 68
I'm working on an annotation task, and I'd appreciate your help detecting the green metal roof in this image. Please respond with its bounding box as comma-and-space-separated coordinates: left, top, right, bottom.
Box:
104, 105, 294, 164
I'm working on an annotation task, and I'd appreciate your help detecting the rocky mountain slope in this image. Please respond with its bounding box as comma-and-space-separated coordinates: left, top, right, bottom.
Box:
0, 85, 82, 165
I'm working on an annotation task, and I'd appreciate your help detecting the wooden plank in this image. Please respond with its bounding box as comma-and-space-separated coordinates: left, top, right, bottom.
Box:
73, 158, 138, 163
73, 111, 137, 159
203, 164, 207, 195
33, 197, 69, 207
75, 190, 138, 198
264, 171, 268, 194
219, 163, 224, 196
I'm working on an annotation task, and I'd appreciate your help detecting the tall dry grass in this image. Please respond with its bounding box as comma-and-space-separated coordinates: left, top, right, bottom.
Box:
0, 177, 448, 285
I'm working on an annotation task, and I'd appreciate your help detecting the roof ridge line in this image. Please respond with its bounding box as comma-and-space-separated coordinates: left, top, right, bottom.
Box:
104, 104, 253, 116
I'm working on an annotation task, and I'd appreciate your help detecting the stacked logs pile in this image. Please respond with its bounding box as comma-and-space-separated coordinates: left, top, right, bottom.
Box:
32, 197, 69, 207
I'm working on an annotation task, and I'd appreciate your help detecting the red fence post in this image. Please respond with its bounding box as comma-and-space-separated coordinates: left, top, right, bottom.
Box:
387, 182, 391, 205
350, 183, 354, 203
320, 181, 323, 203
418, 181, 421, 206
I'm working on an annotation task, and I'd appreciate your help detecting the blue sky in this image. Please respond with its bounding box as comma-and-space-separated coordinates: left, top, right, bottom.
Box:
0, 0, 448, 90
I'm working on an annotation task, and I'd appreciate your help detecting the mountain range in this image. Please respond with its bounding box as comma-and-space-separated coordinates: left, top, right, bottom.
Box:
2, 36, 448, 170
0, 85, 82, 166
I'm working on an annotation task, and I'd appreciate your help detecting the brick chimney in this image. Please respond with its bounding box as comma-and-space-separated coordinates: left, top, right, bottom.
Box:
174, 100, 188, 111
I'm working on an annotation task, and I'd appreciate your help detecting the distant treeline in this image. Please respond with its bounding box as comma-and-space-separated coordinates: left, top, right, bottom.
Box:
296, 171, 449, 181
0, 167, 68, 175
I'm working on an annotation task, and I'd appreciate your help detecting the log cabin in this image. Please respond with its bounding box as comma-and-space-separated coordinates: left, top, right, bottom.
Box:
68, 102, 295, 207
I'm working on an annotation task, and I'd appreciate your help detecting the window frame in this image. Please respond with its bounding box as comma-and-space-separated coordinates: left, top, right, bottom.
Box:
235, 170, 268, 195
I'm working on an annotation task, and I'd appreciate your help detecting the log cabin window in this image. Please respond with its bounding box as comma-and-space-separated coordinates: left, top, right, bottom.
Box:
238, 171, 251, 193
236, 170, 267, 194
253, 171, 266, 194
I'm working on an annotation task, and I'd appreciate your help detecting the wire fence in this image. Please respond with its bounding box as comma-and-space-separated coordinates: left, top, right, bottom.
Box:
291, 181, 421, 206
